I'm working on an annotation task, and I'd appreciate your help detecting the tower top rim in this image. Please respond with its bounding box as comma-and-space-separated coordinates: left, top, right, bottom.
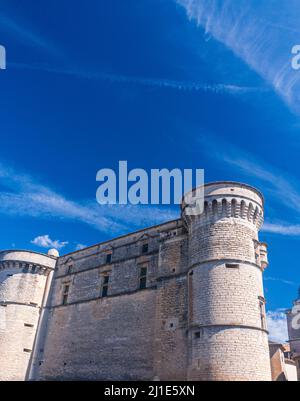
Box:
181, 181, 264, 206
0, 249, 58, 260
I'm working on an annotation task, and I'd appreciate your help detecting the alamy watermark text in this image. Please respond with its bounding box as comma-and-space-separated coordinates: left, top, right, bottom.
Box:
0, 45, 6, 70
96, 161, 204, 215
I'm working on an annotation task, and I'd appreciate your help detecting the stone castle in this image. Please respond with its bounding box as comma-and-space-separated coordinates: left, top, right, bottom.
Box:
0, 181, 291, 381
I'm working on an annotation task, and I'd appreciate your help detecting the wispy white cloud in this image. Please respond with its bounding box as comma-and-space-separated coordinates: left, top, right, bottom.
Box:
75, 243, 87, 251
0, 161, 178, 236
264, 276, 297, 287
267, 310, 289, 343
194, 133, 300, 236
177, 0, 300, 112
263, 222, 300, 236
9, 62, 264, 96
0, 14, 61, 57
31, 235, 68, 250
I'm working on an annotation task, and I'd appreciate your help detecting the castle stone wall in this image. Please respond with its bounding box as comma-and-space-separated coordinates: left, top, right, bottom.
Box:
0, 182, 273, 381
0, 251, 56, 381
39, 289, 157, 380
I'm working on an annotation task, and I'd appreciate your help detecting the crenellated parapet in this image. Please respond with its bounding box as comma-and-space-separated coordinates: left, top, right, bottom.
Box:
181, 181, 264, 230
0, 260, 51, 275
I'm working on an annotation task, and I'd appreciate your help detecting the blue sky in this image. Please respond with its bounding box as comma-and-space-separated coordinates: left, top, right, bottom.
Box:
0, 0, 300, 340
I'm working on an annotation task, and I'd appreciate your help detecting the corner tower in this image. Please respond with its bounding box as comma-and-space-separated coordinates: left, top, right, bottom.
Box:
0, 250, 57, 381
182, 182, 272, 381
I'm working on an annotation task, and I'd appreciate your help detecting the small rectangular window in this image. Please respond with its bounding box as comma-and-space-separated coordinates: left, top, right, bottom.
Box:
62, 284, 70, 305
225, 263, 239, 269
106, 253, 112, 264
67, 265, 73, 274
101, 275, 110, 297
139, 266, 147, 289
23, 348, 32, 353
24, 323, 34, 328
142, 243, 148, 254
259, 299, 266, 330
194, 328, 203, 339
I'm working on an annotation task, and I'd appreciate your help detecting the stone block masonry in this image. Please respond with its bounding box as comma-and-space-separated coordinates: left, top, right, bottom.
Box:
0, 182, 272, 381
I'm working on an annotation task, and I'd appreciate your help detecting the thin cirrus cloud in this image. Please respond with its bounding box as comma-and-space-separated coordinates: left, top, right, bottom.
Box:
0, 13, 61, 58
194, 133, 300, 236
9, 61, 264, 96
0, 161, 179, 235
264, 276, 298, 287
177, 0, 300, 112
221, 154, 300, 236
31, 234, 68, 250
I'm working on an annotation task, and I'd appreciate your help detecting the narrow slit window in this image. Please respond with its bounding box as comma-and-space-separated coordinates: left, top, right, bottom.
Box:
259, 299, 266, 330
67, 265, 73, 274
139, 266, 147, 289
62, 284, 70, 305
106, 253, 112, 264
142, 243, 148, 254
101, 275, 110, 297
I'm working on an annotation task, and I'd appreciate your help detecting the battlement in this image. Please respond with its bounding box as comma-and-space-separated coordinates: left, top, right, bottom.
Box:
0, 250, 56, 276
182, 181, 264, 229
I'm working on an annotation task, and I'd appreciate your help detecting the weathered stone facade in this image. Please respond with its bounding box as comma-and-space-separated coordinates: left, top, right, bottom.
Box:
0, 182, 272, 381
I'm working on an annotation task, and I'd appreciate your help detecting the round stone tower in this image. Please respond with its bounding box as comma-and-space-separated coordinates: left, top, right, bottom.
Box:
0, 250, 57, 381
182, 182, 272, 381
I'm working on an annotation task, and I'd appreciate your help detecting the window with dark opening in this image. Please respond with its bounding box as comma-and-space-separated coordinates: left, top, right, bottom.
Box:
225, 263, 239, 269
101, 275, 110, 297
62, 284, 70, 305
67, 265, 73, 274
142, 243, 148, 254
139, 266, 147, 289
106, 253, 112, 264
259, 298, 266, 330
